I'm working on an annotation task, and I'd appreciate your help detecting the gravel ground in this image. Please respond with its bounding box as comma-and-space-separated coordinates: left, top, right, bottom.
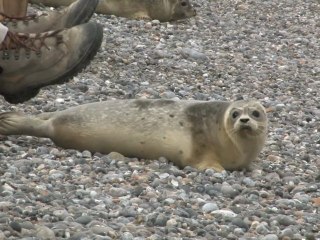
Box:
1, 0, 320, 239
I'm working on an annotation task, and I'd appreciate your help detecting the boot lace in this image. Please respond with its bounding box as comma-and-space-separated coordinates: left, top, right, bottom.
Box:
0, 12, 38, 22
1, 30, 63, 60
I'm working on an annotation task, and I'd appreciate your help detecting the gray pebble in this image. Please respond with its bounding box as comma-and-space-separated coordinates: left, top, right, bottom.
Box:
261, 234, 279, 240
154, 213, 168, 227
202, 202, 219, 213
180, 48, 208, 60
9, 221, 22, 232
35, 225, 56, 240
82, 150, 92, 158
242, 177, 256, 187
274, 215, 297, 226
231, 218, 249, 230
53, 209, 69, 221
211, 210, 237, 219
221, 182, 239, 198
75, 215, 93, 225
279, 227, 294, 239
108, 187, 128, 197
121, 232, 134, 240
256, 222, 270, 234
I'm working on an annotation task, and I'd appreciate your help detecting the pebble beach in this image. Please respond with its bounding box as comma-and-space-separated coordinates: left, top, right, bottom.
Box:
0, 0, 319, 239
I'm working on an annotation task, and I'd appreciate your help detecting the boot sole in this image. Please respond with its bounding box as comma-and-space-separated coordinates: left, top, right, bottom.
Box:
4, 22, 104, 104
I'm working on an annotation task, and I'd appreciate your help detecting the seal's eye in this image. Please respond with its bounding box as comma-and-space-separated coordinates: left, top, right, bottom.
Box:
181, 1, 187, 6
252, 110, 260, 118
232, 111, 239, 119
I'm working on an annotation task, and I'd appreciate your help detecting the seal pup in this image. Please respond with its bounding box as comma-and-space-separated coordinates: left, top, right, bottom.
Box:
0, 99, 268, 171
29, 0, 197, 22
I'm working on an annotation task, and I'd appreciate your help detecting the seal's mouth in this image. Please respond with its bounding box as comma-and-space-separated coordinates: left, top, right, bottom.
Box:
239, 125, 253, 132
239, 125, 252, 131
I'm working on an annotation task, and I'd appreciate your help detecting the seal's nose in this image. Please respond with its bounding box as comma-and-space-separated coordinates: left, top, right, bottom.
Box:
240, 118, 250, 123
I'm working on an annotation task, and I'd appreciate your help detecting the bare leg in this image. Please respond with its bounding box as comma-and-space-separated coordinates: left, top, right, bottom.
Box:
0, 0, 28, 18
0, 23, 8, 43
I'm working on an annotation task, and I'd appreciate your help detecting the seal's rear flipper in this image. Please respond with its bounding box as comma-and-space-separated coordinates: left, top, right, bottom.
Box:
0, 112, 49, 138
0, 112, 26, 135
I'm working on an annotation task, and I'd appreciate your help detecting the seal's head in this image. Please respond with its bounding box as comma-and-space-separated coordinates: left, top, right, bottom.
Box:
224, 100, 268, 139
171, 0, 197, 21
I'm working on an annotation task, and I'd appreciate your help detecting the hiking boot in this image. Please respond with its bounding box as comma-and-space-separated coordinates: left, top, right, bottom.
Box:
0, 0, 99, 33
0, 21, 103, 104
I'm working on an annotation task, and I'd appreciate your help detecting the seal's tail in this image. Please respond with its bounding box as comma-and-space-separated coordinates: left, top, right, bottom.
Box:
0, 112, 50, 138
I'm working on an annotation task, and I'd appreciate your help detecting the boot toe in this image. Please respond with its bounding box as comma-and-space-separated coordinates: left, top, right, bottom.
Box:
65, 0, 99, 28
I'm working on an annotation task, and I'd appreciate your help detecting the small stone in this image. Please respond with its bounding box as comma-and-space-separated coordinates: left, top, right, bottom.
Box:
0, 231, 5, 240
120, 207, 136, 217
262, 234, 278, 240
91, 225, 114, 237
164, 198, 175, 205
145, 22, 152, 29
166, 219, 178, 227
171, 179, 179, 187
242, 177, 256, 187
154, 213, 168, 227
19, 221, 34, 230
256, 222, 270, 234
293, 192, 311, 203
75, 215, 93, 225
48, 170, 65, 180
55, 98, 64, 103
107, 152, 126, 161
259, 191, 269, 198
82, 150, 92, 158
160, 91, 176, 99
275, 215, 296, 226
231, 218, 249, 230
233, 227, 245, 236
305, 234, 316, 240
53, 209, 69, 221
35, 225, 56, 240
180, 48, 208, 60
121, 232, 134, 240
312, 197, 320, 207
202, 202, 219, 213
221, 182, 239, 198
90, 190, 98, 198
159, 173, 170, 179
9, 221, 21, 232
280, 227, 294, 239
211, 210, 237, 219
151, 19, 160, 25
108, 187, 128, 197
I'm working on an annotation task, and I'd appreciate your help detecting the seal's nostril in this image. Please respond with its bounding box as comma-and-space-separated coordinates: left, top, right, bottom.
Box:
240, 118, 250, 123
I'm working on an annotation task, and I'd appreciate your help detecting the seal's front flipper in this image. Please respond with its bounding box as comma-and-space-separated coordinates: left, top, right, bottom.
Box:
133, 12, 151, 21
196, 158, 225, 172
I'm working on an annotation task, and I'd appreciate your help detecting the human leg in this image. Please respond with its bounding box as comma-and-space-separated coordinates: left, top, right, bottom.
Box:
0, 0, 28, 18
0, 22, 8, 43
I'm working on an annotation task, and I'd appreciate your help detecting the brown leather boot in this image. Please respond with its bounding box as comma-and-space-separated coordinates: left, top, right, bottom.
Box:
0, 21, 103, 104
0, 0, 98, 33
